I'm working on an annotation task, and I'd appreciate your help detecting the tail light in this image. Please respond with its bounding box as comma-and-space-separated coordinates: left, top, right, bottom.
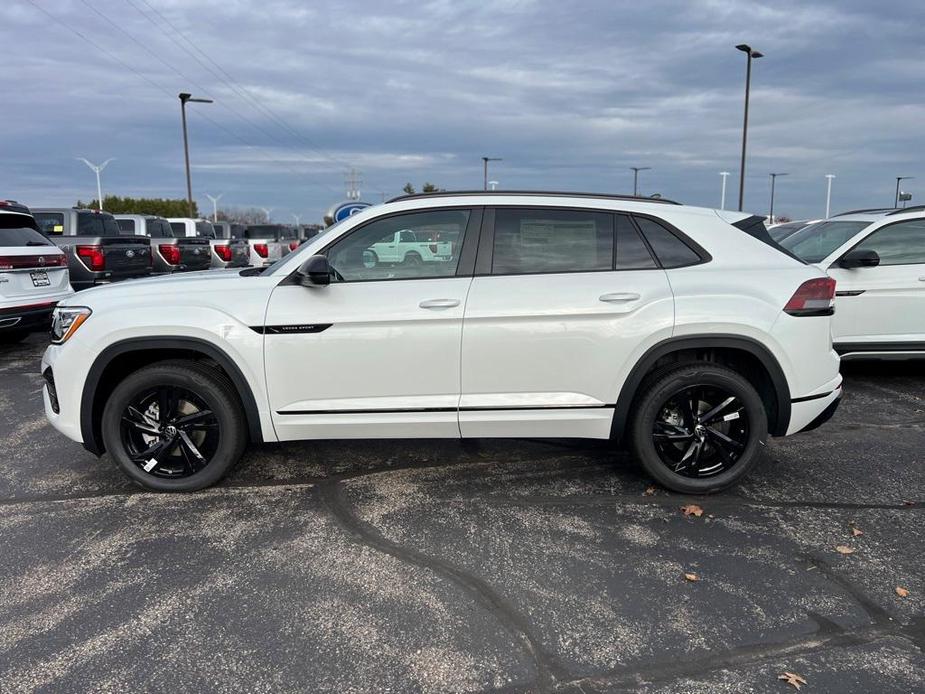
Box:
158, 244, 181, 265
784, 277, 836, 316
254, 243, 268, 258
76, 245, 105, 271
289, 241, 299, 251
0, 254, 68, 269
214, 244, 233, 262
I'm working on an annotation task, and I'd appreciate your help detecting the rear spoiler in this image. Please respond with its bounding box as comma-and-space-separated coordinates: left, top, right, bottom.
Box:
730, 214, 805, 264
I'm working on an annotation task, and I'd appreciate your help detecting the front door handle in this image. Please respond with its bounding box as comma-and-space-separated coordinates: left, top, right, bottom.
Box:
419, 298, 460, 309
599, 292, 641, 303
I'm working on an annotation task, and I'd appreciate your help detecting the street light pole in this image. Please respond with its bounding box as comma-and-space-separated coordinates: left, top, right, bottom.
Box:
292, 213, 301, 227
260, 207, 273, 223
205, 193, 223, 223
824, 174, 835, 218
719, 171, 730, 210
630, 167, 651, 196
768, 172, 788, 224
179, 92, 213, 217
895, 176, 914, 207
482, 157, 502, 191
736, 44, 763, 211
76, 158, 115, 210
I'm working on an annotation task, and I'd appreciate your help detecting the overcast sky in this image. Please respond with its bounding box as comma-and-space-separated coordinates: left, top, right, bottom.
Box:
4, 0, 924, 222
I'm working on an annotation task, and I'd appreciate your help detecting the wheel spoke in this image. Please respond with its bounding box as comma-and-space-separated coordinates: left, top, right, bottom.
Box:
130, 436, 178, 468
705, 426, 744, 450
700, 396, 737, 424
653, 421, 692, 441
174, 409, 214, 428
178, 430, 206, 467
674, 439, 702, 472
123, 406, 160, 435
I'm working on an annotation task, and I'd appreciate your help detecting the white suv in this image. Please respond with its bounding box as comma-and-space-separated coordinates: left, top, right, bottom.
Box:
41, 192, 843, 493
780, 207, 925, 359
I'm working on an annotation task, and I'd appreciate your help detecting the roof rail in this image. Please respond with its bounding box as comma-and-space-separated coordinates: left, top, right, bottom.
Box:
886, 205, 925, 215
386, 190, 681, 205
831, 207, 895, 217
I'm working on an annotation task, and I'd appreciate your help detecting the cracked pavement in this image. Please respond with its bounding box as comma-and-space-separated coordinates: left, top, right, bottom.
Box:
0, 335, 923, 692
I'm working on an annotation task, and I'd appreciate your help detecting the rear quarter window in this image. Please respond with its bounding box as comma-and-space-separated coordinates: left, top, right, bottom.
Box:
116, 219, 136, 234
78, 213, 122, 237
33, 212, 65, 236
633, 216, 703, 268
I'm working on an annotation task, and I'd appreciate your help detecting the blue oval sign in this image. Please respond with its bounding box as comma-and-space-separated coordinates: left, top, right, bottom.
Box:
333, 202, 370, 222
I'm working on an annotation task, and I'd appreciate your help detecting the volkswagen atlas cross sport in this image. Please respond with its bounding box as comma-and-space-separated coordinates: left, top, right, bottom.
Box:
780, 207, 925, 359
41, 192, 843, 494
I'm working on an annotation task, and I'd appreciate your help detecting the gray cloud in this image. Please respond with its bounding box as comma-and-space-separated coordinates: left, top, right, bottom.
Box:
2, 0, 923, 221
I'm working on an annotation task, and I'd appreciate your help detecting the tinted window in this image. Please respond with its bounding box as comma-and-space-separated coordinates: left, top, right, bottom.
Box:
196, 221, 216, 238
230, 224, 246, 239
634, 217, 701, 268
781, 221, 870, 263
852, 220, 925, 265
33, 212, 65, 236
116, 218, 136, 234
0, 223, 52, 247
327, 209, 470, 281
492, 208, 612, 275
77, 212, 121, 237
768, 221, 808, 242
169, 222, 186, 238
245, 224, 285, 239
615, 214, 657, 269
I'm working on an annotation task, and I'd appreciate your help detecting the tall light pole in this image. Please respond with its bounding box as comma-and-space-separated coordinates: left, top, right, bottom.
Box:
768, 172, 788, 224
482, 157, 502, 191
76, 158, 115, 210
488, 180, 499, 190
260, 207, 273, 222
205, 193, 222, 222
895, 176, 914, 207
736, 44, 763, 211
179, 92, 213, 217
719, 171, 730, 210
292, 213, 302, 227
824, 174, 835, 218
630, 167, 651, 196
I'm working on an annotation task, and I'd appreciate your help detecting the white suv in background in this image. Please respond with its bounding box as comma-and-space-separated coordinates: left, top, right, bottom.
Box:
1, 201, 73, 343
781, 207, 925, 359
41, 192, 842, 494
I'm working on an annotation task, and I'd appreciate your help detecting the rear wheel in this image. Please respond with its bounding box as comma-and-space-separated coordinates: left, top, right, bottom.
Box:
101, 360, 247, 491
403, 252, 423, 266
629, 363, 767, 494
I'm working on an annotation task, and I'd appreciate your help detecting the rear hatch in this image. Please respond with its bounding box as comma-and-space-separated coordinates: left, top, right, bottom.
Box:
0, 222, 69, 301
177, 237, 212, 271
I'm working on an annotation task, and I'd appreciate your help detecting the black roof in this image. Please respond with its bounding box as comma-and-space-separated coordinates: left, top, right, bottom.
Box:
387, 190, 681, 205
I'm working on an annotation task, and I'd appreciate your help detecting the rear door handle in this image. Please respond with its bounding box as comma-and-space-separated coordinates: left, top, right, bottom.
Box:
919, 277, 925, 282
419, 298, 460, 309
599, 292, 641, 303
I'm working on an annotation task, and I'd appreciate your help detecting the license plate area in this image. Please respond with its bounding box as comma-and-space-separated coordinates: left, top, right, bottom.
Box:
30, 270, 50, 287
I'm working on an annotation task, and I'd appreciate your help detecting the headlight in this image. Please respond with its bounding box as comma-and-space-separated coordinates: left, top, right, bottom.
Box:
51, 306, 92, 344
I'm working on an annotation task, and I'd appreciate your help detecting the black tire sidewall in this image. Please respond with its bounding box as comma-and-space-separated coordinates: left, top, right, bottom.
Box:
630, 364, 768, 494
101, 362, 246, 492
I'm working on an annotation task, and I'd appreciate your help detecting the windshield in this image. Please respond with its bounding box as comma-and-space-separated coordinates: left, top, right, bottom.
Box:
781, 220, 872, 263
768, 221, 808, 242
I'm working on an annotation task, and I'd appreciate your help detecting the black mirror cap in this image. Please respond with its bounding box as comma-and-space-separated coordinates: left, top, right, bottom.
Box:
840, 249, 880, 269
297, 254, 331, 286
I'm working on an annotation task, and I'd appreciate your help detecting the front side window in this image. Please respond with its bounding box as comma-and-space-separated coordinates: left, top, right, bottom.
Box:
33, 212, 65, 236
327, 209, 470, 281
851, 219, 925, 266
634, 217, 701, 268
491, 208, 613, 275
781, 220, 871, 263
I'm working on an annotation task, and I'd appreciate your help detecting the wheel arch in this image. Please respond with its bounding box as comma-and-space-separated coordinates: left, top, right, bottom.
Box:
611, 335, 791, 444
80, 337, 264, 456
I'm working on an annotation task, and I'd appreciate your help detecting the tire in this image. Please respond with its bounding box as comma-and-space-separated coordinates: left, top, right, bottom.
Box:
628, 363, 768, 494
403, 252, 423, 266
101, 360, 247, 492
362, 249, 379, 269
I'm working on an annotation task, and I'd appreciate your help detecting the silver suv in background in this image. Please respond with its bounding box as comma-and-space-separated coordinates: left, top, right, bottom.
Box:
31, 207, 151, 290
210, 221, 250, 269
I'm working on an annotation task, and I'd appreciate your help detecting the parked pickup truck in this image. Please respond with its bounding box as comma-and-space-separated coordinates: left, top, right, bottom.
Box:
367, 228, 452, 266
31, 208, 152, 290
241, 224, 286, 267
164, 218, 215, 272
115, 214, 212, 274
210, 221, 251, 269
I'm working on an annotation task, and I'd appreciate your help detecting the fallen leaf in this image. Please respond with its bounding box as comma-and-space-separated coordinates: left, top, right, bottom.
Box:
778, 672, 807, 690
851, 527, 864, 537
683, 572, 699, 582
680, 504, 704, 518
835, 545, 855, 555
643, 486, 656, 496
895, 586, 909, 598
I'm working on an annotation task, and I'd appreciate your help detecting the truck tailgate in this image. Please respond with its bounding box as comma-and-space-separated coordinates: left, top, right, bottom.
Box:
100, 237, 152, 277
178, 238, 211, 270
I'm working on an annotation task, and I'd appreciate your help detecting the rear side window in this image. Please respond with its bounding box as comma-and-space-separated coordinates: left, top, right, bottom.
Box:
34, 212, 65, 236
0, 225, 53, 247
852, 219, 925, 265
169, 222, 186, 237
615, 214, 657, 269
117, 219, 136, 234
146, 219, 171, 237
78, 213, 121, 237
634, 217, 702, 268
492, 208, 613, 275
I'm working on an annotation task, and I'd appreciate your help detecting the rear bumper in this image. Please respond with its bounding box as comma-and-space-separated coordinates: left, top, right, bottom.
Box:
785, 375, 843, 435
0, 300, 60, 332
796, 391, 842, 434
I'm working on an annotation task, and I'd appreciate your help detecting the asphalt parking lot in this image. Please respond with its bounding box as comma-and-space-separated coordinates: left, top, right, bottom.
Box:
0, 335, 923, 693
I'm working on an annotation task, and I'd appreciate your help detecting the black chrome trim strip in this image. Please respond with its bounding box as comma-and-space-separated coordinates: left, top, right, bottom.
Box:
791, 390, 837, 404
277, 404, 615, 416
251, 324, 332, 335
836, 290, 865, 297
835, 341, 925, 354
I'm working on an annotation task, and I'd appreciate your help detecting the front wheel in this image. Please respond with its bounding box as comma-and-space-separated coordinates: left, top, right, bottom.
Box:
628, 363, 768, 494
101, 360, 247, 491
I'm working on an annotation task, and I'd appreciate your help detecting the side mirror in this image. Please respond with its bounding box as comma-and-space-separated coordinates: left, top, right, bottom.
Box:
839, 249, 880, 269
297, 254, 331, 286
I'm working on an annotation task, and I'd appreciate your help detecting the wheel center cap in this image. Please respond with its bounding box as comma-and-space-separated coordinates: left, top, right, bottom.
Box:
694, 424, 706, 439
164, 425, 178, 437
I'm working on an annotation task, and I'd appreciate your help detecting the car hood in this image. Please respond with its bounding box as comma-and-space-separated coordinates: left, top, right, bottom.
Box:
62, 269, 263, 306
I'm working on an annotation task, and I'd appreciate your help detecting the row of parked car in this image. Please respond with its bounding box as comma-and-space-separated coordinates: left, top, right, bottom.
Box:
0, 201, 320, 340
